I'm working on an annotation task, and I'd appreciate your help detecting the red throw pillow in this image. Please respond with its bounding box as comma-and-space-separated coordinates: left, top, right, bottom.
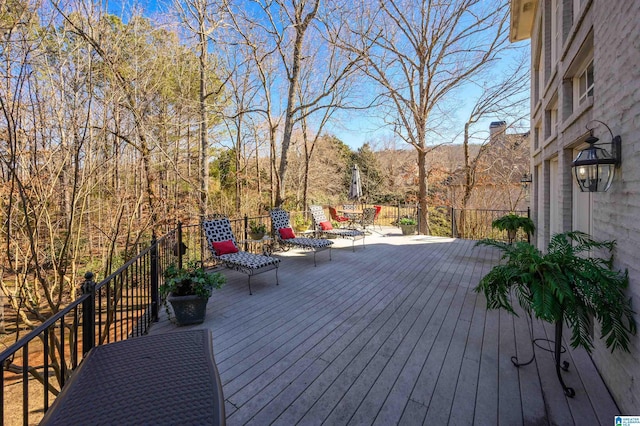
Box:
279, 227, 296, 239
319, 221, 333, 230
212, 239, 238, 255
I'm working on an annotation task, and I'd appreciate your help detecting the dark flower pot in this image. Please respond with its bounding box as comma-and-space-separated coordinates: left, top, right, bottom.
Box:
167, 293, 209, 325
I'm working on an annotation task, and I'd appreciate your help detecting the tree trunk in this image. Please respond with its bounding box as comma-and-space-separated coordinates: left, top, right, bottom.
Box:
302, 139, 310, 213
417, 149, 430, 235
198, 16, 208, 218
274, 1, 319, 207
235, 129, 242, 214
276, 70, 299, 207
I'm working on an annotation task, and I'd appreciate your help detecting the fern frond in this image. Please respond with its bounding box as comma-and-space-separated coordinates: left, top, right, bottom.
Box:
474, 231, 637, 354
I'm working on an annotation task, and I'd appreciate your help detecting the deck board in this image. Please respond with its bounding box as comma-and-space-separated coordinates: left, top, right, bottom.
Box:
149, 229, 620, 425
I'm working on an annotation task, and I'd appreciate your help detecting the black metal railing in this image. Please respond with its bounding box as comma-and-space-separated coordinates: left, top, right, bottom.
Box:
378, 203, 530, 242
0, 206, 530, 424
451, 207, 530, 242
0, 213, 275, 426
0, 230, 178, 426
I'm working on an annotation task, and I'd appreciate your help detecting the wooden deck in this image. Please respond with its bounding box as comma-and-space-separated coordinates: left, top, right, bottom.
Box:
149, 229, 620, 425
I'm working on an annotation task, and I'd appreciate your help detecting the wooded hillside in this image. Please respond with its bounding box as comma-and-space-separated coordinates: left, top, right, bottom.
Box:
0, 0, 528, 336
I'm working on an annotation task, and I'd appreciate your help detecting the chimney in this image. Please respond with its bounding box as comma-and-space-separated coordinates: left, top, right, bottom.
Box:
489, 121, 507, 141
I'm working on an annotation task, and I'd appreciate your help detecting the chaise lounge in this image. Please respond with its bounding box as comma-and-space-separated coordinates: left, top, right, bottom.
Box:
203, 218, 280, 295
270, 208, 333, 266
309, 205, 365, 251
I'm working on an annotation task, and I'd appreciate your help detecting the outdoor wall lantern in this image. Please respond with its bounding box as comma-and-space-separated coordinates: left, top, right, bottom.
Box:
571, 120, 621, 192
520, 172, 532, 189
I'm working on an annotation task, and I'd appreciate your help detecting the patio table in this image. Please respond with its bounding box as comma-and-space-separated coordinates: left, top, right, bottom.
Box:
40, 329, 225, 426
338, 209, 363, 228
239, 235, 274, 255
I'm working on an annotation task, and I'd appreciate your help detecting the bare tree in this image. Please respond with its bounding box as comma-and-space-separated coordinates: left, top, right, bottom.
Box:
175, 0, 227, 217
344, 0, 511, 234
0, 0, 102, 389
224, 0, 365, 207
460, 57, 530, 211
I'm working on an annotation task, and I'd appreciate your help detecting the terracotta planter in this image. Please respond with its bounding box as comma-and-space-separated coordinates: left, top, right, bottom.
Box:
294, 224, 309, 233
400, 224, 417, 235
248, 232, 265, 240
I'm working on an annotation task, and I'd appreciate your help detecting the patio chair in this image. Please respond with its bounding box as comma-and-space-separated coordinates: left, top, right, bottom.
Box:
373, 205, 382, 231
361, 207, 377, 230
329, 206, 350, 227
270, 208, 333, 266
203, 218, 280, 295
309, 205, 365, 251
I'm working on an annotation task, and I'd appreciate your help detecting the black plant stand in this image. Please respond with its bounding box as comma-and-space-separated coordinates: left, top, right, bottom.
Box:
511, 312, 575, 398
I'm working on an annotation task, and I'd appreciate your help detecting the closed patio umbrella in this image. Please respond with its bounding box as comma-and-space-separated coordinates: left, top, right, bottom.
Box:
348, 164, 363, 201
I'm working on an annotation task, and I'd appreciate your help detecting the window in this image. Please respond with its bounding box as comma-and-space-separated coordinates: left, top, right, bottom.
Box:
573, 0, 582, 21
549, 158, 560, 235
577, 59, 594, 105
566, 31, 593, 108
544, 97, 558, 140
550, 101, 558, 135
562, 78, 573, 119
538, 45, 545, 94
545, 94, 559, 138
551, 0, 561, 66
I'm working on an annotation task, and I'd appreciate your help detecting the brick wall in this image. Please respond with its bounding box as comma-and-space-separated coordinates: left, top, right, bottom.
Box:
589, 0, 640, 414
529, 0, 640, 413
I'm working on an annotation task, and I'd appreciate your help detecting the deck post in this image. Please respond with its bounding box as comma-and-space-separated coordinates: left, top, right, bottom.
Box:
177, 221, 183, 269
81, 272, 95, 356
150, 233, 159, 322
451, 207, 456, 238
244, 215, 249, 252
527, 206, 531, 243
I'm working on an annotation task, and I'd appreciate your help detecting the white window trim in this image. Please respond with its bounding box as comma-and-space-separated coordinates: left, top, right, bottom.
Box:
573, 0, 582, 22
549, 99, 559, 137
551, 0, 561, 66
573, 58, 594, 106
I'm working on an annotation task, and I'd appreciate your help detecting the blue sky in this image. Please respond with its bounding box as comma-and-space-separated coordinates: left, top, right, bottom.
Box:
109, 0, 530, 151
325, 44, 531, 151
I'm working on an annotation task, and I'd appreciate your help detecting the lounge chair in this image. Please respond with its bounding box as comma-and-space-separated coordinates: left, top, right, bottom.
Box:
203, 218, 280, 295
309, 205, 365, 251
270, 208, 333, 266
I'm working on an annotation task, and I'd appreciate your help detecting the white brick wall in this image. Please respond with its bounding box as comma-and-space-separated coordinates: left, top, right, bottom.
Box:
529, 0, 640, 413
589, 0, 640, 413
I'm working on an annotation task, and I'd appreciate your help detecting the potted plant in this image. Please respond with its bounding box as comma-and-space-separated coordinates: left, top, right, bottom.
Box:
491, 213, 535, 243
475, 231, 636, 355
160, 261, 226, 325
248, 220, 267, 240
398, 217, 418, 235
292, 213, 311, 232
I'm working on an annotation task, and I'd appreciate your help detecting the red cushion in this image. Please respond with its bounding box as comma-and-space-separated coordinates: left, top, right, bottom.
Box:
319, 221, 333, 230
212, 239, 238, 255
279, 227, 296, 239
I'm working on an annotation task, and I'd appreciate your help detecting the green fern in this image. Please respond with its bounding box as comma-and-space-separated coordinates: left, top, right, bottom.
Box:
475, 231, 636, 353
